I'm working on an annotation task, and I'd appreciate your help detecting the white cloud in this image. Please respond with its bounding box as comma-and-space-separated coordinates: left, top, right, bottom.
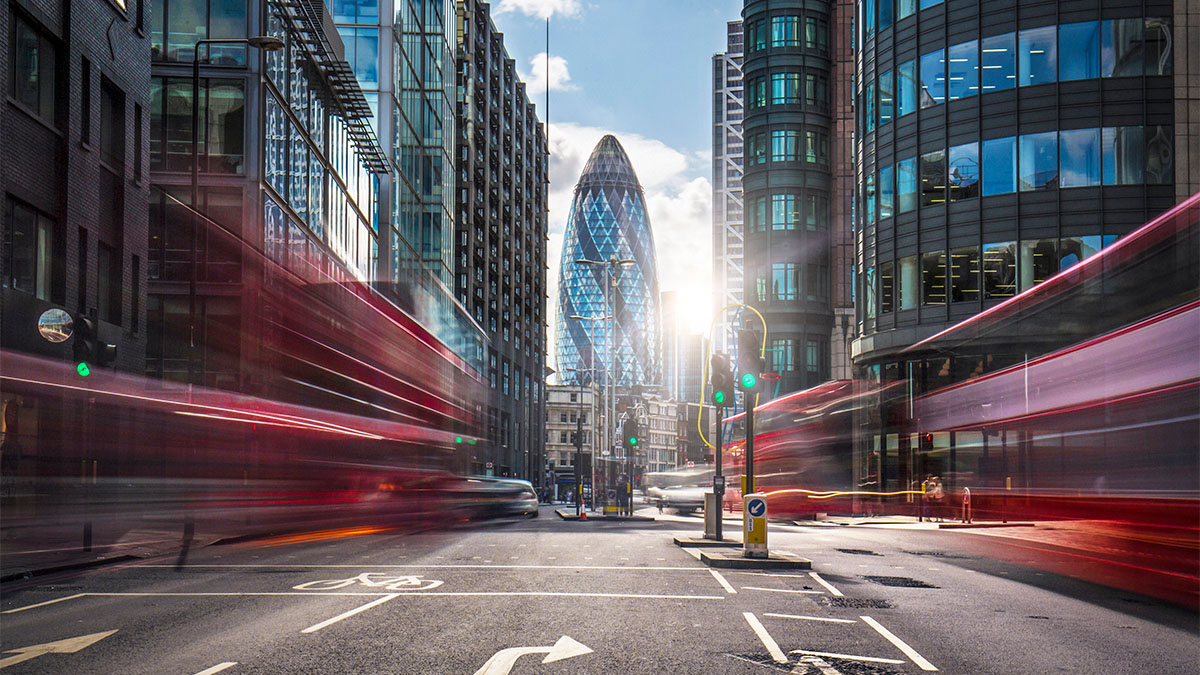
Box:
493, 0, 581, 19
544, 123, 712, 378
519, 53, 578, 96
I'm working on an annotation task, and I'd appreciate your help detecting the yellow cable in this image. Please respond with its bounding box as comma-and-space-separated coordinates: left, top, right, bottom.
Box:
697, 304, 769, 450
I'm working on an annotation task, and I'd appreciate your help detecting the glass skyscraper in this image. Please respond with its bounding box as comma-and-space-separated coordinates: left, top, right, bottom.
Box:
556, 135, 661, 387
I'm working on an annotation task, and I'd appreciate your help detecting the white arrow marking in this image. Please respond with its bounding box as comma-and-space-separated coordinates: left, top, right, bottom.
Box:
0, 630, 117, 669
473, 635, 593, 675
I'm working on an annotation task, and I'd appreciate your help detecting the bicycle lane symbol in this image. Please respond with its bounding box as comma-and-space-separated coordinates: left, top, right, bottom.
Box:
293, 573, 444, 592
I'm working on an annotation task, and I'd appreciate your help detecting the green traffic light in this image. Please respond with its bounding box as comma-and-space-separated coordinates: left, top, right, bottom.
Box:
713, 390, 725, 405
629, 437, 638, 446
741, 372, 757, 388
76, 362, 91, 377
455, 436, 463, 443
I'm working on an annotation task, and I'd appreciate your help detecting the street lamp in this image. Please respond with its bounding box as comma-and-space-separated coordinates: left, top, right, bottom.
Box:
566, 365, 600, 515
188, 35, 284, 384
570, 313, 610, 511
573, 257, 636, 495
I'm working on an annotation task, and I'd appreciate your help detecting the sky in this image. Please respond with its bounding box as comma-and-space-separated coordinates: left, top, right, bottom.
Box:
488, 0, 744, 359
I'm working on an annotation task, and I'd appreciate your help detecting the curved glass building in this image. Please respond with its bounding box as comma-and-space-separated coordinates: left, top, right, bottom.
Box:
853, 0, 1190, 379
556, 135, 661, 387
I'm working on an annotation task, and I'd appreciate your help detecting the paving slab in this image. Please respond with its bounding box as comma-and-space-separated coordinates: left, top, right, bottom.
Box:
697, 548, 812, 570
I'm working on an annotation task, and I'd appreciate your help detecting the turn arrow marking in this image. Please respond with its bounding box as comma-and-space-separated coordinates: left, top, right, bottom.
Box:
0, 630, 118, 669
473, 635, 593, 675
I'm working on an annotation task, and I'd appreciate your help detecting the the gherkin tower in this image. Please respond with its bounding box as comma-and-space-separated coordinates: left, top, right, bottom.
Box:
556, 135, 660, 387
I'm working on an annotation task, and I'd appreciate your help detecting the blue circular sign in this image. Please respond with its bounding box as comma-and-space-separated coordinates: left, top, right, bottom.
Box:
747, 498, 766, 518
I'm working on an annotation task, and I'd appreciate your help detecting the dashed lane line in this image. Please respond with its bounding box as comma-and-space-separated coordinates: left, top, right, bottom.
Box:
743, 612, 789, 664
790, 650, 905, 666
741, 586, 823, 595
192, 663, 238, 675
763, 613, 855, 624
859, 615, 938, 671
709, 569, 737, 594
134, 564, 700, 571
808, 572, 844, 597
301, 594, 399, 633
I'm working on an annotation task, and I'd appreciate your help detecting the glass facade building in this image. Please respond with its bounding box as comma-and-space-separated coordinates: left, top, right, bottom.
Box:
556, 135, 661, 388
852, 0, 1189, 380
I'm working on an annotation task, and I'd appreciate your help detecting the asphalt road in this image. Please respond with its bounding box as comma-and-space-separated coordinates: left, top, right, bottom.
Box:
1, 505, 1197, 674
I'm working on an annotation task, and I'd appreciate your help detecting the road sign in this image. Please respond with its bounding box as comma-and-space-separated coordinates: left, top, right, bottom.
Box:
474, 635, 592, 675
0, 630, 117, 669
747, 498, 766, 517
743, 493, 768, 558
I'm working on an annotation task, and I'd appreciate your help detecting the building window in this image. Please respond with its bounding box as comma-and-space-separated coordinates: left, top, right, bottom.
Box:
81, 57, 92, 143
771, 194, 798, 230
897, 157, 918, 212
880, 261, 894, 313
1018, 131, 1058, 191
150, 77, 246, 173
11, 13, 58, 124
980, 35, 1017, 93
1059, 128, 1101, 187
879, 165, 894, 218
806, 261, 828, 302
805, 193, 827, 230
948, 142, 979, 201
898, 254, 918, 310
919, 49, 944, 107
805, 130, 828, 164
950, 246, 980, 303
152, 0, 248, 64
4, 199, 55, 300
748, 132, 767, 165
864, 266, 877, 319
947, 40, 977, 100
920, 150, 946, 206
804, 17, 827, 52
897, 59, 916, 116
771, 129, 800, 162
560, 432, 567, 444
982, 242, 1017, 300
560, 412, 567, 423
747, 75, 767, 108
805, 339, 820, 381
771, 263, 798, 301
805, 73, 828, 108
922, 250, 946, 305
878, 69, 893, 124
981, 137, 1016, 195
338, 27, 379, 88
865, 172, 877, 224
770, 338, 795, 372
865, 81, 875, 132
1059, 236, 1103, 271
771, 72, 801, 105
1102, 126, 1143, 185
770, 16, 800, 47
1019, 239, 1057, 291
1018, 26, 1056, 86
1059, 21, 1100, 81
98, 243, 122, 325
100, 78, 126, 169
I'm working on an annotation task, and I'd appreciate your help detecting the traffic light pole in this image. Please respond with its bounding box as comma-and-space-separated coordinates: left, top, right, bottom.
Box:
744, 398, 755, 495
714, 404, 724, 541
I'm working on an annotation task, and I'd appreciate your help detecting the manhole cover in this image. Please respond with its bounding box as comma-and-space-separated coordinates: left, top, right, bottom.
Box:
863, 575, 939, 588
836, 548, 882, 556
817, 597, 894, 609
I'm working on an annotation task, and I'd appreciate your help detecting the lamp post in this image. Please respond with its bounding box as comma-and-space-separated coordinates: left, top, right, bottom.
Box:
569, 317, 608, 511
189, 36, 284, 385
574, 256, 635, 490
566, 365, 600, 515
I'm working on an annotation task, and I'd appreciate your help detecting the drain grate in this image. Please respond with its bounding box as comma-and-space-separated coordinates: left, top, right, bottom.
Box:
863, 575, 939, 588
902, 550, 973, 559
836, 548, 882, 556
817, 597, 894, 609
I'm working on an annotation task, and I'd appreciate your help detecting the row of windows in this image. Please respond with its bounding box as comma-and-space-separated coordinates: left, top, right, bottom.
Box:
754, 262, 830, 305
860, 236, 1115, 320
745, 193, 829, 232
764, 336, 828, 377
861, 126, 1172, 224
862, 19, 1172, 132
747, 128, 830, 166
745, 14, 829, 54
745, 71, 830, 110
860, 0, 936, 38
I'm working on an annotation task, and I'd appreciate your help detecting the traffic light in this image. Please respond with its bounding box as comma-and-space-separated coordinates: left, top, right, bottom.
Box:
737, 329, 765, 391
710, 353, 734, 407
622, 417, 640, 448
72, 315, 117, 375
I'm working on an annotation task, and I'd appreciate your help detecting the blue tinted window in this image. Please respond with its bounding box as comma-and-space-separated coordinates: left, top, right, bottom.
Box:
879, 165, 894, 218
919, 0, 942, 9
919, 49, 945, 107
920, 150, 946, 206
897, 60, 917, 116
880, 0, 892, 29
771, 16, 800, 47
1059, 22, 1100, 81
982, 137, 1016, 195
1019, 26, 1056, 86
1102, 126, 1144, 185
865, 0, 875, 35
948, 142, 980, 200
947, 40, 978, 100
866, 172, 877, 223
865, 81, 876, 132
897, 0, 915, 20
1019, 131, 1058, 190
1059, 128, 1101, 187
981, 33, 1016, 91
879, 69, 894, 124
897, 157, 918, 212
1101, 18, 1144, 77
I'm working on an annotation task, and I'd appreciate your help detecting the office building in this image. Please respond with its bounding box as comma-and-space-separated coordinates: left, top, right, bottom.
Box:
712, 20, 745, 356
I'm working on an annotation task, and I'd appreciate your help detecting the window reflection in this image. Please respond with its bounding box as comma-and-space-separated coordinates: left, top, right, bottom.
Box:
897, 157, 917, 212
1146, 125, 1173, 184
948, 142, 979, 201
865, 81, 876, 132
1144, 18, 1173, 76
981, 137, 1015, 195
806, 193, 827, 230
880, 261, 894, 313
880, 0, 893, 29
879, 165, 894, 218
1101, 126, 1143, 185
950, 246, 980, 302
1018, 26, 1056, 86
772, 193, 799, 230
771, 16, 800, 47
772, 72, 801, 104
947, 40, 978, 100
897, 59, 917, 116
772, 263, 799, 301
1058, 128, 1101, 187
921, 250, 946, 305
1059, 235, 1102, 271
897, 0, 915, 20
1102, 18, 1144, 77
1059, 21, 1100, 80
980, 33, 1016, 91
898, 254, 918, 310
1018, 131, 1057, 191
920, 150, 946, 206
879, 69, 894, 124
982, 242, 1016, 299
919, 49, 944, 107
864, 265, 877, 318
1019, 239, 1057, 291
866, 172, 877, 224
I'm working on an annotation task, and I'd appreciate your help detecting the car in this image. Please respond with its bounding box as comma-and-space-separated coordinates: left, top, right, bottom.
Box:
659, 486, 707, 514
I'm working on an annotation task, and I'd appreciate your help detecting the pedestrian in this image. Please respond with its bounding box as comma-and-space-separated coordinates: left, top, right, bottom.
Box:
927, 475, 945, 521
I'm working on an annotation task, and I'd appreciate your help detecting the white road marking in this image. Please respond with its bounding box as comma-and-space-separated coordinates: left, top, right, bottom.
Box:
730, 572, 812, 578
790, 650, 904, 665
859, 615, 938, 671
764, 613, 856, 624
808, 572, 844, 597
137, 564, 699, 571
301, 594, 399, 633
0, 630, 118, 670
742, 586, 823, 595
473, 635, 592, 675
80, 591, 723, 601
743, 612, 789, 664
1, 594, 86, 614
192, 663, 238, 675
795, 654, 843, 675
709, 569, 737, 594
